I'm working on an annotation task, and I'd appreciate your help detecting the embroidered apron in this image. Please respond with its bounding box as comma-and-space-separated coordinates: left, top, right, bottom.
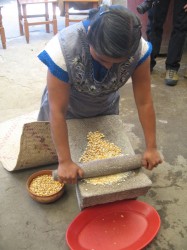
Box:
38, 22, 142, 120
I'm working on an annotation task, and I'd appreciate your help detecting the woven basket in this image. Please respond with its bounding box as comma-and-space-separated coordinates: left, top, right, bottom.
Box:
0, 111, 57, 171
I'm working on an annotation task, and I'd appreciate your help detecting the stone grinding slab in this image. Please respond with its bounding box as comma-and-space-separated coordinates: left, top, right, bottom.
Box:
67, 115, 135, 163
76, 169, 152, 210
66, 115, 152, 210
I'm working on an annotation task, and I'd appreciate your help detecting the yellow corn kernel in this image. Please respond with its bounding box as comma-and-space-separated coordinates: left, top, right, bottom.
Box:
79, 131, 126, 185
79, 131, 122, 163
29, 174, 63, 196
84, 172, 130, 185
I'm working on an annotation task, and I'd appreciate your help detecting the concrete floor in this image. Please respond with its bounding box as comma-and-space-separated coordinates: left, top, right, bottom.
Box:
0, 1, 187, 249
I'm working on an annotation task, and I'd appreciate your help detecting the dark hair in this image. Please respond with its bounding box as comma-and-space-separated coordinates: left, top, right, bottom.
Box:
87, 5, 142, 58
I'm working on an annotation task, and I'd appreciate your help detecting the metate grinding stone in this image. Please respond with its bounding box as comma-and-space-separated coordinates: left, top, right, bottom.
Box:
65, 115, 152, 210
76, 169, 152, 210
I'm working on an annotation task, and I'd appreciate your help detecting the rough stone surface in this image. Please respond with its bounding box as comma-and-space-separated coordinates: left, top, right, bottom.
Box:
76, 169, 152, 209
70, 116, 152, 210
79, 154, 143, 178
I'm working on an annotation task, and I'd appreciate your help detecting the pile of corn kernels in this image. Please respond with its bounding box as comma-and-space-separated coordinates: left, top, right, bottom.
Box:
79, 131, 126, 185
79, 131, 122, 163
29, 174, 63, 196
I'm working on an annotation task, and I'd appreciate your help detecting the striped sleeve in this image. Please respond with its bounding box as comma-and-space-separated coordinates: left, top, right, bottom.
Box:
38, 34, 69, 83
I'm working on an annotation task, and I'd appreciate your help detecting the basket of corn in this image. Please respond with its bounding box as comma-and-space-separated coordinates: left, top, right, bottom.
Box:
26, 170, 65, 203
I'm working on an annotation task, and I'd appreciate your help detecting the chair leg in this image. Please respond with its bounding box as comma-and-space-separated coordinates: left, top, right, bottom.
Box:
52, 2, 57, 34
45, 3, 50, 33
22, 4, 29, 43
17, 0, 24, 35
65, 2, 69, 27
0, 28, 6, 49
0, 7, 6, 49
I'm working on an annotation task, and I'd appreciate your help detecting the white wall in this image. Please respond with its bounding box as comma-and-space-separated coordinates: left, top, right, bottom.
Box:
102, 0, 127, 7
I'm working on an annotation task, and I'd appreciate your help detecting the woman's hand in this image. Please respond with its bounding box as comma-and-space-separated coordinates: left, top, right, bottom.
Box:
142, 148, 163, 170
57, 160, 84, 184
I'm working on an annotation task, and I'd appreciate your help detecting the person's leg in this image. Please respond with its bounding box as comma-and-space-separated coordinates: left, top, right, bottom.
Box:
146, 8, 154, 41
165, 0, 187, 86
148, 0, 170, 71
166, 1, 187, 70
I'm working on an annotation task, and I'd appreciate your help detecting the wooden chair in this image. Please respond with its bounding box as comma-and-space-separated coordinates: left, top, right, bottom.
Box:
0, 6, 6, 49
63, 0, 100, 27
17, 0, 58, 43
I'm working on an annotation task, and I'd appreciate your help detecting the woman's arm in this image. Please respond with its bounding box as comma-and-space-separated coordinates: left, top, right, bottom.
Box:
132, 57, 162, 169
47, 70, 84, 183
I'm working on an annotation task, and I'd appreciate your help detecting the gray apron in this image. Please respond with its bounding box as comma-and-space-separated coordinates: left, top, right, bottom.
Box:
38, 22, 142, 121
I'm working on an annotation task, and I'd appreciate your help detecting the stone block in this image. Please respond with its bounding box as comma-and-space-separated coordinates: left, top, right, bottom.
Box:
76, 169, 152, 210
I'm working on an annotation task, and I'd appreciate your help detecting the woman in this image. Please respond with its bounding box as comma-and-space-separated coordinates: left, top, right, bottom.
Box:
38, 5, 162, 184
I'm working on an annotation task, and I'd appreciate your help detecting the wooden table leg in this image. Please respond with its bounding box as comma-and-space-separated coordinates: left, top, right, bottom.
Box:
65, 2, 69, 27
0, 28, 6, 49
0, 7, 6, 49
17, 0, 24, 35
22, 4, 29, 43
45, 3, 50, 33
52, 2, 57, 34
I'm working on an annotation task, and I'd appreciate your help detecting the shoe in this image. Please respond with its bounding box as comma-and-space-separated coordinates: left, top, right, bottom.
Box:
165, 69, 179, 86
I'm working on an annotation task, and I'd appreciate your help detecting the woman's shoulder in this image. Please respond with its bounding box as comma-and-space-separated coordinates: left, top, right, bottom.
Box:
38, 34, 69, 82
137, 37, 152, 66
